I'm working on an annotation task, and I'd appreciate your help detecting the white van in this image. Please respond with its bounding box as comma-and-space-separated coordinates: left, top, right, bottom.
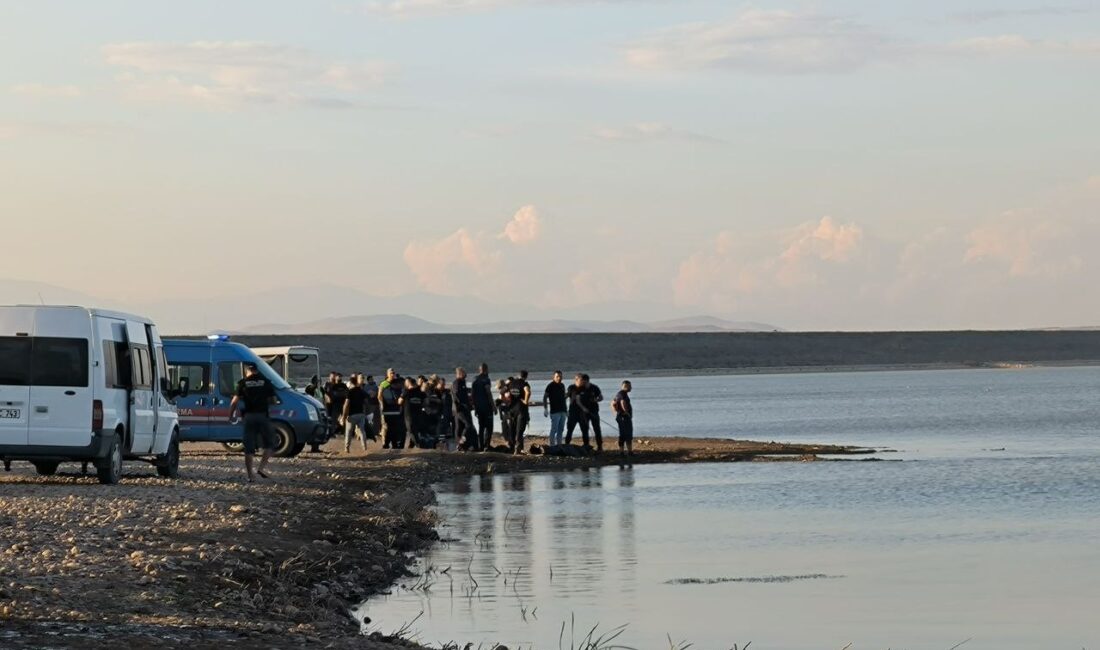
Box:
0, 306, 184, 484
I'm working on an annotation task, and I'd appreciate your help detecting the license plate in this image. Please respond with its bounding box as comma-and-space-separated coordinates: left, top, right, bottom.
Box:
0, 408, 20, 419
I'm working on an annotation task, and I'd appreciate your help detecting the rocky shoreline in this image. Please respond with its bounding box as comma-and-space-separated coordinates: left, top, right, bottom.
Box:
0, 438, 873, 649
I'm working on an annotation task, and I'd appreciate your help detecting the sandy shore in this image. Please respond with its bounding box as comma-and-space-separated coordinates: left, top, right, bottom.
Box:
0, 437, 874, 649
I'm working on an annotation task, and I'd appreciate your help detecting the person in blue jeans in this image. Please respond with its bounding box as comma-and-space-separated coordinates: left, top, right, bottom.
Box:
543, 370, 568, 446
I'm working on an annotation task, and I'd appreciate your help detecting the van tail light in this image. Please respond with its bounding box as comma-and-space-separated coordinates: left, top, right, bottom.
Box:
92, 400, 104, 431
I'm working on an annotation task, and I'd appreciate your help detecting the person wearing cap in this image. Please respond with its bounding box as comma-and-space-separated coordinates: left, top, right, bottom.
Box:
228, 363, 277, 482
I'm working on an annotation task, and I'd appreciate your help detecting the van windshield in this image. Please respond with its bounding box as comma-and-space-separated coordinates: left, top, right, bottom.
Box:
251, 357, 291, 390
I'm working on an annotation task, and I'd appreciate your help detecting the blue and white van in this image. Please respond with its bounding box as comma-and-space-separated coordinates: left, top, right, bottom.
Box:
163, 337, 329, 457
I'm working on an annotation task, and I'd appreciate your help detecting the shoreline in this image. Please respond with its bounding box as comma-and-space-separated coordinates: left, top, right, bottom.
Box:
574, 359, 1100, 378
0, 437, 875, 649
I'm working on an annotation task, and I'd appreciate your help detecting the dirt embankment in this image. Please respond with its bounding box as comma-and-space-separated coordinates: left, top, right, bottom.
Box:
0, 437, 872, 649
229, 331, 1100, 376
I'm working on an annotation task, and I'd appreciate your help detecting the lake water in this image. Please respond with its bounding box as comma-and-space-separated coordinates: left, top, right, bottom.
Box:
362, 367, 1100, 649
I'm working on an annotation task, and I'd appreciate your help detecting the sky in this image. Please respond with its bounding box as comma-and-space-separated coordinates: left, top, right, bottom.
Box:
0, 0, 1098, 330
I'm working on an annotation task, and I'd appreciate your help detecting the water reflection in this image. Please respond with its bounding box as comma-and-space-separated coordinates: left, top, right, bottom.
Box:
366, 467, 639, 645
365, 455, 1100, 650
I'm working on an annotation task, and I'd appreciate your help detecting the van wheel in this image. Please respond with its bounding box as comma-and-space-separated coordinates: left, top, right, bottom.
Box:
272, 424, 297, 458
290, 443, 306, 457
96, 437, 123, 485
222, 442, 245, 453
33, 461, 60, 476
157, 432, 180, 479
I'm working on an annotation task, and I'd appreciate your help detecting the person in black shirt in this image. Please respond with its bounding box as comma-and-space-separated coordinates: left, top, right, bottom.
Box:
612, 381, 634, 457
342, 375, 371, 453
326, 372, 348, 437
496, 379, 512, 450
400, 377, 426, 448
439, 377, 456, 450
229, 363, 277, 482
451, 368, 475, 450
543, 370, 568, 447
565, 374, 591, 447
507, 370, 532, 454
379, 368, 405, 449
582, 374, 604, 453
422, 380, 445, 449
471, 363, 496, 451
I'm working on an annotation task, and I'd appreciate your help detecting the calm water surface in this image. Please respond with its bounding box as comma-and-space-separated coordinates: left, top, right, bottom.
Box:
363, 367, 1100, 649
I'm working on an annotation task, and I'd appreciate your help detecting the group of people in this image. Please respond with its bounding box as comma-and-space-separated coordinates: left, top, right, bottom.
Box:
305, 365, 636, 457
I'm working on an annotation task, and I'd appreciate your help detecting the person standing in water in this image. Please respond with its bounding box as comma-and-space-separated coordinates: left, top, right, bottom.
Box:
228, 363, 277, 483
543, 370, 568, 447
612, 381, 634, 457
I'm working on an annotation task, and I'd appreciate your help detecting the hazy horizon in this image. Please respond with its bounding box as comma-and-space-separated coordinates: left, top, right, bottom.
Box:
2, 1, 1098, 332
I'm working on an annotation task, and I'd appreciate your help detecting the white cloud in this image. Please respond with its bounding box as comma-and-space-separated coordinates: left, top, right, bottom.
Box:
964, 213, 1084, 278
591, 122, 725, 144
500, 205, 542, 244
624, 9, 898, 75
674, 217, 866, 311
403, 228, 499, 292
623, 8, 1100, 75
102, 41, 387, 108
403, 205, 542, 293
945, 34, 1100, 56
365, 0, 640, 17
10, 84, 81, 98
949, 5, 1095, 25
366, 0, 514, 15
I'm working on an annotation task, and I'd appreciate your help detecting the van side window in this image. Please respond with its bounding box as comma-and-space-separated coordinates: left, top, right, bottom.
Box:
131, 346, 152, 390
169, 363, 210, 394
30, 338, 89, 388
111, 342, 132, 388
0, 337, 32, 386
217, 363, 244, 396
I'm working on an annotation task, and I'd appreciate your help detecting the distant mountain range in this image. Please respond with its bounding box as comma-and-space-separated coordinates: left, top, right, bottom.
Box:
0, 278, 778, 335
237, 314, 781, 335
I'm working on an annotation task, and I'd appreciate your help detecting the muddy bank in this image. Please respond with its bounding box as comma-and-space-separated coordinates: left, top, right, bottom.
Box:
0, 437, 873, 648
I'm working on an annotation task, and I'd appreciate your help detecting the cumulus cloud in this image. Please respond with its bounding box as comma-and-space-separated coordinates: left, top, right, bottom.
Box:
500, 205, 542, 244
590, 122, 725, 145
102, 41, 387, 108
624, 9, 898, 74
404, 205, 544, 293
964, 214, 1084, 278
403, 228, 499, 293
674, 217, 866, 311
